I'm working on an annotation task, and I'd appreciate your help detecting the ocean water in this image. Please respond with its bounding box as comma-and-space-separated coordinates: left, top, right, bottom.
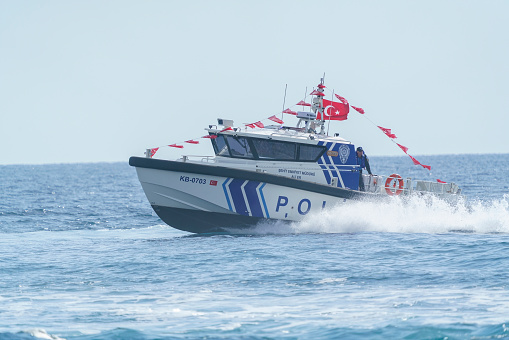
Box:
1, 154, 509, 340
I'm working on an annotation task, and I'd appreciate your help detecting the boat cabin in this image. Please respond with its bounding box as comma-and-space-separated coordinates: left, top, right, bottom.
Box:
204, 125, 361, 191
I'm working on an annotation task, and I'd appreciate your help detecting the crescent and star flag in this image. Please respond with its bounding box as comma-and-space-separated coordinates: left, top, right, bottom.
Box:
254, 121, 264, 128
296, 100, 311, 107
150, 147, 159, 158
317, 99, 349, 121
202, 135, 218, 139
283, 108, 297, 115
408, 154, 420, 166
185, 140, 199, 144
352, 105, 365, 114
396, 143, 408, 153
169, 144, 184, 148
378, 126, 397, 139
268, 115, 284, 124
335, 94, 349, 106
310, 90, 325, 96
408, 154, 431, 171
245, 123, 256, 128
437, 179, 447, 183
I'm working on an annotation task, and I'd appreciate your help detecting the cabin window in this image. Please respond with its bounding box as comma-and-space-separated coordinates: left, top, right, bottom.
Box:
251, 139, 296, 160
298, 144, 326, 161
211, 133, 325, 162
225, 136, 254, 159
213, 135, 230, 157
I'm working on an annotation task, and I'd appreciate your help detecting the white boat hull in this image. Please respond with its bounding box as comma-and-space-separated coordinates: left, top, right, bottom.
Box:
130, 157, 366, 233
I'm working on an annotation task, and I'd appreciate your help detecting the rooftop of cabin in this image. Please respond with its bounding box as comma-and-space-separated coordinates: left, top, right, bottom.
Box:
206, 124, 351, 145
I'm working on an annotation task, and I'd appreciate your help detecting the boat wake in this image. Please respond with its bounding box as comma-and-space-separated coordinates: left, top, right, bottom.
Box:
245, 194, 509, 235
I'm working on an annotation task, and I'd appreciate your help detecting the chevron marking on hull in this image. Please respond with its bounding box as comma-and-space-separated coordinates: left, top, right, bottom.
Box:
222, 179, 268, 218
228, 179, 249, 216
258, 183, 270, 218
222, 178, 234, 211
240, 181, 252, 216
243, 181, 264, 218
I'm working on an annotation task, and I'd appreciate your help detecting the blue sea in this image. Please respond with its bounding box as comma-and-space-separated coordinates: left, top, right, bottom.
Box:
1, 154, 509, 340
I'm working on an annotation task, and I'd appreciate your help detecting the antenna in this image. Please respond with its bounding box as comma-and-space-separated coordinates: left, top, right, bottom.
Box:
281, 83, 287, 122
320, 74, 326, 125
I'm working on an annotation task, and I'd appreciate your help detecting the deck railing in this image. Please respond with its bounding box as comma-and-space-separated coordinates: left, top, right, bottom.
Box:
180, 155, 216, 163
361, 174, 460, 196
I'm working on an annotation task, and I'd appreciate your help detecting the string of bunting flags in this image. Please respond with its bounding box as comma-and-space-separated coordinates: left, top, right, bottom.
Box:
351, 109, 432, 171
147, 115, 287, 158
146, 86, 437, 179
282, 86, 433, 172
147, 134, 222, 158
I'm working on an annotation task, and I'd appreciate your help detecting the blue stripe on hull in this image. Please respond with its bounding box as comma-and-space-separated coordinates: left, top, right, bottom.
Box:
244, 181, 263, 218
222, 178, 233, 211
228, 179, 249, 216
258, 183, 270, 218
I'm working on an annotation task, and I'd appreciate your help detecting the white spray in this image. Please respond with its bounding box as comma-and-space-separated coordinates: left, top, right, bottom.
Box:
247, 195, 509, 235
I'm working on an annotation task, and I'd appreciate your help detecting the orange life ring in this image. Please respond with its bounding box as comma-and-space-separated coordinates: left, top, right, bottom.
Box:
385, 174, 404, 196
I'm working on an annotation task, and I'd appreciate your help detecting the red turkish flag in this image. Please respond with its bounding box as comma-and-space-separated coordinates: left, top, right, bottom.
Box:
310, 90, 325, 96
245, 123, 256, 129
335, 94, 349, 106
254, 121, 264, 128
378, 126, 397, 139
408, 154, 431, 170
352, 105, 365, 114
396, 143, 408, 153
317, 99, 349, 121
185, 140, 199, 144
437, 179, 446, 183
169, 144, 184, 148
296, 100, 311, 107
202, 135, 218, 139
149, 147, 159, 158
283, 108, 297, 115
268, 115, 284, 124
408, 154, 421, 166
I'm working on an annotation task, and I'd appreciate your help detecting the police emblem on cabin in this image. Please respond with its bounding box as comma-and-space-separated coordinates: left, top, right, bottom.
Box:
339, 144, 350, 164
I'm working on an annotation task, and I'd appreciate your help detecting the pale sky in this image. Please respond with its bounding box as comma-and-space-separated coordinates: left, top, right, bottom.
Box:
1, 1, 508, 165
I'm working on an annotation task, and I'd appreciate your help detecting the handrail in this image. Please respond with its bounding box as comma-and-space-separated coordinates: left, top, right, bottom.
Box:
361, 174, 460, 196
180, 155, 215, 163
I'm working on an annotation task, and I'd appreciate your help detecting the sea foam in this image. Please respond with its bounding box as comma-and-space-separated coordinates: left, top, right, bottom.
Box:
244, 194, 509, 235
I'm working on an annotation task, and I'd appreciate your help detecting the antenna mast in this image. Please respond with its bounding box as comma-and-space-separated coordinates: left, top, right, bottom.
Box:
281, 83, 287, 123
314, 75, 326, 135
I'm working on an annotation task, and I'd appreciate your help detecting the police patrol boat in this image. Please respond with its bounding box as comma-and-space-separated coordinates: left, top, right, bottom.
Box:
129, 80, 461, 233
